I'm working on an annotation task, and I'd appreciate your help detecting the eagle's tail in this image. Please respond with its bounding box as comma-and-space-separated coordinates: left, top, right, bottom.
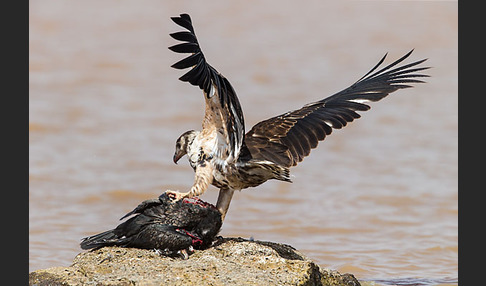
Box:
237, 160, 292, 186
269, 164, 292, 183
80, 229, 126, 250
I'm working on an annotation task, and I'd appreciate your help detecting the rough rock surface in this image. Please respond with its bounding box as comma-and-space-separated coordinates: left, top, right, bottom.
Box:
29, 237, 361, 286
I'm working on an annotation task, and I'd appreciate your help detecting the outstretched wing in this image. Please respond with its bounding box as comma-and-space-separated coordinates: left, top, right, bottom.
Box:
169, 14, 245, 162
244, 50, 430, 167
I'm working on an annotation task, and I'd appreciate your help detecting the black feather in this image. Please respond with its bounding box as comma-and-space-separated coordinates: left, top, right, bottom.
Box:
168, 43, 200, 54
170, 31, 197, 43
171, 53, 201, 69
171, 14, 194, 33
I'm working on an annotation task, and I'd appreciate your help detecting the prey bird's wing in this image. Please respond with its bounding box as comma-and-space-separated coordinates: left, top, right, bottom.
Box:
119, 197, 163, 220
169, 14, 245, 162
244, 50, 430, 167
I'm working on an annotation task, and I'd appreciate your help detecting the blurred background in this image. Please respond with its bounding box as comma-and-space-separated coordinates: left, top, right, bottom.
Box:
30, 1, 457, 285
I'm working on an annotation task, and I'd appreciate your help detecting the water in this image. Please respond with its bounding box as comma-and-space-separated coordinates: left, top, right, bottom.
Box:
29, 1, 457, 285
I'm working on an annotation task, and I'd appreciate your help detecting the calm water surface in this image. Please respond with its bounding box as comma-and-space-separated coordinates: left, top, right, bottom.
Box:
30, 1, 457, 285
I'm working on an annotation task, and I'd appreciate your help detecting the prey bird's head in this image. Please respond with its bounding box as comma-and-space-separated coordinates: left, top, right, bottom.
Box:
173, 130, 198, 164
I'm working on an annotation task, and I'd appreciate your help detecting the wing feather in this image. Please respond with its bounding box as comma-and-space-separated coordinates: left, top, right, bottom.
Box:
245, 50, 429, 167
289, 124, 311, 158
302, 115, 327, 141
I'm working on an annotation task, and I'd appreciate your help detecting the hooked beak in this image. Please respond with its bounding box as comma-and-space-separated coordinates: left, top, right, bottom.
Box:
173, 152, 183, 164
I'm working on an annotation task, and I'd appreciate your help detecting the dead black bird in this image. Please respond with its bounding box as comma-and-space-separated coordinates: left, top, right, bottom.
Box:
80, 193, 222, 257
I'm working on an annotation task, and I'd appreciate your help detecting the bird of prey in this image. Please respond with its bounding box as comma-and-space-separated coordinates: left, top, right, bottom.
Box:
166, 13, 429, 220
80, 193, 222, 258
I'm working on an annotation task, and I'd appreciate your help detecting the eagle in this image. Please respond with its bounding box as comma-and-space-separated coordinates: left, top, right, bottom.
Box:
166, 13, 429, 220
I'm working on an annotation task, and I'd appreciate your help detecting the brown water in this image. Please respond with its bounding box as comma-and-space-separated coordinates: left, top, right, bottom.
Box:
29, 1, 457, 285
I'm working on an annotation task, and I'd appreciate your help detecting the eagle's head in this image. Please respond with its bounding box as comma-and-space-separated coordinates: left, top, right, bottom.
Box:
173, 130, 199, 164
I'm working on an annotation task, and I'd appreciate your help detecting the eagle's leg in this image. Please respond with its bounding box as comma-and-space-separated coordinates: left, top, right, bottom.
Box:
216, 188, 235, 221
166, 163, 213, 201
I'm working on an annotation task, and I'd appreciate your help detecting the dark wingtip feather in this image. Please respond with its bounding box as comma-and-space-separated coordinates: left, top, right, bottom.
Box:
171, 14, 194, 33
168, 42, 200, 53
170, 31, 197, 42
171, 53, 201, 69
357, 52, 388, 82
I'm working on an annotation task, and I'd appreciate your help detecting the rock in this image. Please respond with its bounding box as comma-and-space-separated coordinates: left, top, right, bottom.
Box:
29, 237, 361, 286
